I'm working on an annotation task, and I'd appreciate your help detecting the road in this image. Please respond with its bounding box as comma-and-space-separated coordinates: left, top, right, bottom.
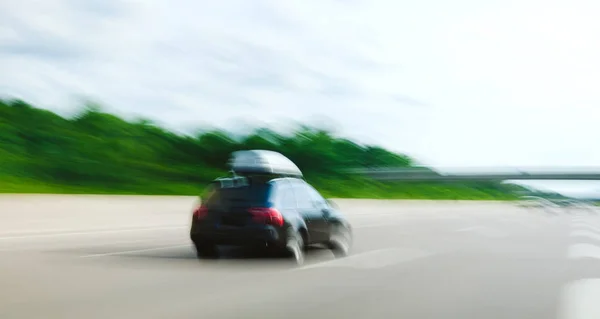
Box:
0, 195, 599, 319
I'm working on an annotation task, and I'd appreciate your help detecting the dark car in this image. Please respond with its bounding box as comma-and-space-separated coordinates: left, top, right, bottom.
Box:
189, 150, 353, 265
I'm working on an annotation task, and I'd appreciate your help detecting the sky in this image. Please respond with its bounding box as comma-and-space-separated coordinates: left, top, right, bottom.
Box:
1, 0, 600, 196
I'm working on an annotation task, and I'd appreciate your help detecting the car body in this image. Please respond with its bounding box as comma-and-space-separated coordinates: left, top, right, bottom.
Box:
555, 199, 596, 210
517, 196, 560, 208
189, 150, 353, 265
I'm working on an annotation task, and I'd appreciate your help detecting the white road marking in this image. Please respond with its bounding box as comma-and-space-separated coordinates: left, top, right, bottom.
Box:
0, 226, 187, 240
354, 222, 396, 229
454, 226, 508, 238
292, 247, 433, 271
557, 279, 600, 319
79, 244, 191, 258
571, 219, 589, 225
570, 230, 600, 242
0, 224, 188, 235
568, 244, 600, 259
570, 224, 600, 233
0, 236, 188, 252
501, 218, 541, 227
349, 212, 408, 217
348, 212, 464, 220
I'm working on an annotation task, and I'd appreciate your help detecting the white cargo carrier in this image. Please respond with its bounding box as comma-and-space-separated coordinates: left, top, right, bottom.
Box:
228, 150, 303, 177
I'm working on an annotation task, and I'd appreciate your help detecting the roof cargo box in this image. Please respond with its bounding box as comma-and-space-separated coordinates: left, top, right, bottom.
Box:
228, 150, 303, 177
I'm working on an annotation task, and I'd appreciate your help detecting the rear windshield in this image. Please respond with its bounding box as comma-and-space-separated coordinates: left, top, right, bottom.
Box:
203, 182, 272, 208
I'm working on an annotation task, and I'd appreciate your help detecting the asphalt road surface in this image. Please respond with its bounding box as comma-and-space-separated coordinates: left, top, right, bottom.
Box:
1, 195, 600, 319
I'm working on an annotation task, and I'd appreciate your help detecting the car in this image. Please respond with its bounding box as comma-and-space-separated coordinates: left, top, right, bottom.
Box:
557, 199, 596, 211
189, 150, 353, 265
517, 196, 559, 208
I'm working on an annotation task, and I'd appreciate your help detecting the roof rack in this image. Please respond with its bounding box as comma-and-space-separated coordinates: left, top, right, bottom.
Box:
214, 175, 249, 188
228, 150, 303, 178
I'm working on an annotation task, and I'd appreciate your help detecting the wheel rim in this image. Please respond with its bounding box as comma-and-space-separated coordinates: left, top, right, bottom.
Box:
287, 235, 304, 265
292, 244, 304, 264
331, 227, 351, 255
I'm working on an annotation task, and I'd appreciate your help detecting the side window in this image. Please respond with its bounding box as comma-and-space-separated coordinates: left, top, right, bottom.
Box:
305, 184, 327, 208
278, 185, 297, 210
294, 183, 314, 209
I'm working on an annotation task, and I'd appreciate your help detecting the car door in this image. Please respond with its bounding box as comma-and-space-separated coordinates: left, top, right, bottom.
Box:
293, 181, 328, 244
303, 183, 332, 238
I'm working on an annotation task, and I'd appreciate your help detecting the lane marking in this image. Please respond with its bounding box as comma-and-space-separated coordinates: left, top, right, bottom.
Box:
0, 225, 187, 235
570, 224, 600, 233
79, 244, 191, 258
348, 212, 465, 220
354, 222, 397, 229
0, 236, 188, 252
572, 218, 592, 223
572, 219, 589, 224
557, 279, 600, 319
348, 212, 410, 217
0, 226, 187, 240
454, 226, 508, 238
570, 230, 600, 242
568, 244, 600, 259
291, 247, 434, 271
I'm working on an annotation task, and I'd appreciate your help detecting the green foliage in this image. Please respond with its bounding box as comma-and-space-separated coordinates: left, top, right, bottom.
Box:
0, 99, 520, 199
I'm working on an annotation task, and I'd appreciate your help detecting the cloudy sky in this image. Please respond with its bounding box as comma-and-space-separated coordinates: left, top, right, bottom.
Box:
2, 0, 600, 195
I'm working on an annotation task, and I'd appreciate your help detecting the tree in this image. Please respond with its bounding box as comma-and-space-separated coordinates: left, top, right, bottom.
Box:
0, 98, 524, 198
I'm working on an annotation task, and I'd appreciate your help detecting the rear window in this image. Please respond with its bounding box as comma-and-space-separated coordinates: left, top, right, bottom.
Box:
203, 182, 272, 208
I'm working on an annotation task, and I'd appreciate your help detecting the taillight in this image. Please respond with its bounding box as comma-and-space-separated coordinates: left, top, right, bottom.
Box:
193, 205, 208, 220
248, 207, 284, 227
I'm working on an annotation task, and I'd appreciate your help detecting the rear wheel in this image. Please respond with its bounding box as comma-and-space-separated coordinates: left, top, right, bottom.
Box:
194, 242, 219, 259
285, 229, 305, 266
327, 224, 352, 258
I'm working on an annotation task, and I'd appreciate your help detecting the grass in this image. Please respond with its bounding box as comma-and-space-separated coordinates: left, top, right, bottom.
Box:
0, 174, 518, 200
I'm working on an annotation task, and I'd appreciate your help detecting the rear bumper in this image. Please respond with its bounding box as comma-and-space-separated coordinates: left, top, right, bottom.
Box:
190, 223, 284, 247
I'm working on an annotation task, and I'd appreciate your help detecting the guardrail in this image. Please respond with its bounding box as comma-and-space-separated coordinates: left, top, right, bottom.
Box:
347, 167, 600, 181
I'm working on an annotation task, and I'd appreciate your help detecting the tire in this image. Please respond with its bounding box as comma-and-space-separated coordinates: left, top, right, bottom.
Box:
327, 224, 352, 258
194, 242, 219, 259
285, 229, 305, 266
